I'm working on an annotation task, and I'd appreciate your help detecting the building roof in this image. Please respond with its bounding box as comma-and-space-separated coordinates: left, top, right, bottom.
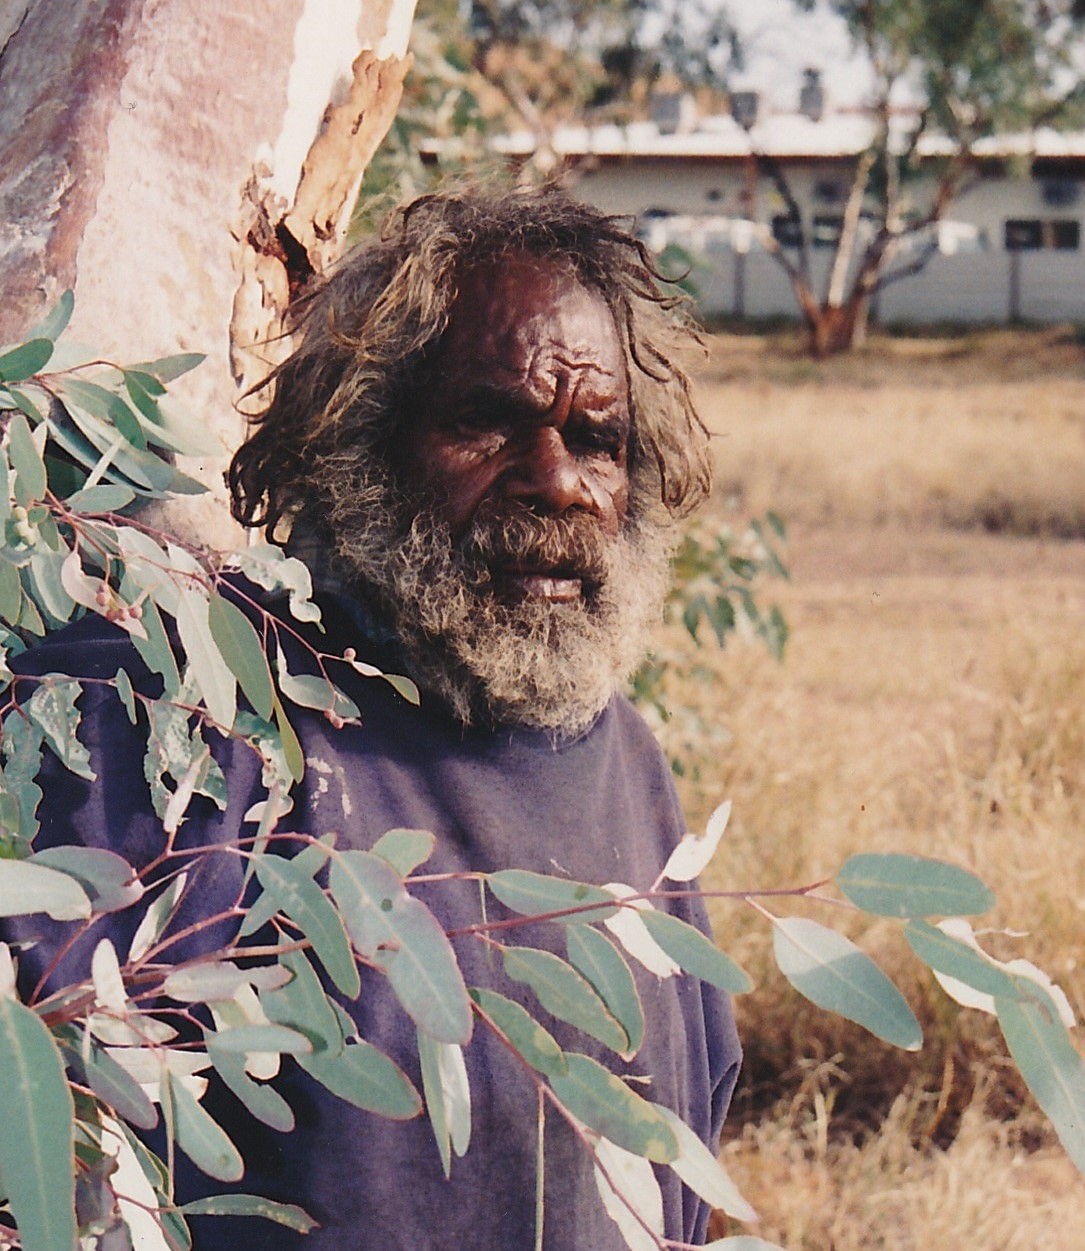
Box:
481, 110, 1085, 163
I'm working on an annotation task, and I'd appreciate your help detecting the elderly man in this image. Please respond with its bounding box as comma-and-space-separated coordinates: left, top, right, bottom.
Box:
14, 186, 740, 1249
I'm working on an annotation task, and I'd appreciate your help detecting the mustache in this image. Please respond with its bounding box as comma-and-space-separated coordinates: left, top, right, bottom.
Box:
456, 506, 612, 586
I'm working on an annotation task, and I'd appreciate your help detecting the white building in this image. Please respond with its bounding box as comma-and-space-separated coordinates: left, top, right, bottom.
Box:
481, 102, 1085, 326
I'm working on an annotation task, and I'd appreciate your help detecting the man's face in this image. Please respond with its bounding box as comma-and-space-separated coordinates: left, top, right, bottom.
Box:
408, 256, 632, 604
326, 253, 672, 736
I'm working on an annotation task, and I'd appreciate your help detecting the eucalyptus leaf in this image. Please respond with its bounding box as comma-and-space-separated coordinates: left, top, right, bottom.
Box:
592, 1134, 664, 1251
651, 1103, 757, 1222
8, 411, 47, 500
29, 290, 74, 342
132, 352, 206, 384
997, 983, 1085, 1172
772, 916, 922, 1051
128, 873, 188, 962
0, 338, 54, 384
417, 1029, 452, 1177
175, 586, 236, 730
27, 679, 95, 780
638, 909, 752, 994
207, 1023, 312, 1055
549, 1053, 677, 1163
30, 846, 143, 914
64, 485, 137, 514
260, 949, 344, 1055
501, 945, 628, 1055
469, 988, 567, 1077
0, 857, 92, 920
166, 1071, 244, 1183
206, 1045, 295, 1133
0, 995, 77, 1251
178, 1194, 317, 1232
300, 1035, 422, 1121
904, 919, 1018, 999
565, 925, 645, 1057
208, 592, 274, 720
370, 827, 435, 877
487, 870, 619, 924
82, 1039, 158, 1130
329, 850, 472, 1044
239, 836, 331, 939
253, 852, 360, 997
837, 853, 995, 919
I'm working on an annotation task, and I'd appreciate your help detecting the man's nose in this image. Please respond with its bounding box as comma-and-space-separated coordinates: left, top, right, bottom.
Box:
502, 426, 595, 515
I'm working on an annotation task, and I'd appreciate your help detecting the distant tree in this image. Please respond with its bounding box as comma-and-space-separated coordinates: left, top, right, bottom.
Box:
763, 0, 1085, 356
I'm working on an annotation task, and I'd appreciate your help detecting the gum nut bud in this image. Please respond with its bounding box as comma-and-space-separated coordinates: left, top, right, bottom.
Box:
343, 647, 357, 661
11, 505, 27, 523
128, 603, 143, 619
325, 710, 345, 729
96, 586, 111, 605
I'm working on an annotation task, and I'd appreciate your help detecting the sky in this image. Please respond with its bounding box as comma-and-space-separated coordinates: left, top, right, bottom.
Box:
723, 0, 874, 109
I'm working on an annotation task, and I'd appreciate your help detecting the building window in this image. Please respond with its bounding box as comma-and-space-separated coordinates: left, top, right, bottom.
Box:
814, 179, 847, 204
812, 214, 844, 247
771, 214, 804, 248
1004, 218, 1081, 251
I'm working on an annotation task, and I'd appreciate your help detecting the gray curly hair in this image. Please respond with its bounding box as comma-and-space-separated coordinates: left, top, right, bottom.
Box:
228, 183, 711, 537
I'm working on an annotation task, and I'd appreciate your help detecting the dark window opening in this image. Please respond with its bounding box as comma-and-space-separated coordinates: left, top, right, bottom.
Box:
771, 214, 804, 248
1005, 218, 1080, 250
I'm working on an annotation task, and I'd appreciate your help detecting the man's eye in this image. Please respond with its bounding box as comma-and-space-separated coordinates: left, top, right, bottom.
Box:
573, 427, 624, 456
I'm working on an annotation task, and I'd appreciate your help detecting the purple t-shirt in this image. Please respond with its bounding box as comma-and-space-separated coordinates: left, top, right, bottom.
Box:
11, 604, 740, 1249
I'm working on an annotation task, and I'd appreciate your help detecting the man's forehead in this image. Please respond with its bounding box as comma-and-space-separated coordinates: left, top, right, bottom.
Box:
443, 254, 625, 379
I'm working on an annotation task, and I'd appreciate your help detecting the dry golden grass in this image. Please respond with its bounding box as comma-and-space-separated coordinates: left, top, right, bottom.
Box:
699, 326, 1085, 538
661, 326, 1085, 1247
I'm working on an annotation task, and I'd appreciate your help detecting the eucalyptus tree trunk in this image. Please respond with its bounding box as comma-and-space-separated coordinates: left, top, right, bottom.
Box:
0, 0, 416, 542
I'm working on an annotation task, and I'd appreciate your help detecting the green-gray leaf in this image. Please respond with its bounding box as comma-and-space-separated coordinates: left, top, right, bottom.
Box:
178, 1194, 317, 1232
207, 1045, 295, 1133
549, 1052, 677, 1163
501, 945, 628, 1055
27, 679, 95, 780
0, 996, 77, 1251
253, 852, 360, 997
639, 908, 752, 994
0, 858, 91, 921
469, 988, 567, 1077
260, 950, 343, 1055
8, 411, 47, 500
208, 592, 274, 721
997, 983, 1085, 1173
487, 870, 620, 924
0, 338, 54, 384
565, 926, 645, 1056
166, 1071, 244, 1182
207, 1023, 312, 1055
370, 828, 435, 877
904, 920, 1018, 998
82, 1038, 158, 1130
329, 850, 472, 1045
239, 837, 331, 939
300, 1037, 422, 1120
836, 853, 995, 919
29, 291, 74, 342
772, 917, 922, 1051
132, 352, 206, 383
29, 846, 142, 914
64, 485, 136, 514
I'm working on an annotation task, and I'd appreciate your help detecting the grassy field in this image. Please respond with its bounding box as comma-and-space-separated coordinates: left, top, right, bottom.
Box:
665, 326, 1085, 1248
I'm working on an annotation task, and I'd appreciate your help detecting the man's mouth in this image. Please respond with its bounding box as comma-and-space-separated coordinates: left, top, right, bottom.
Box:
499, 565, 585, 602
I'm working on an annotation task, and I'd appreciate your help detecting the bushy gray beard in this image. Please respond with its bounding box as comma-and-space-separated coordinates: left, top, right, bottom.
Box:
326, 476, 674, 738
